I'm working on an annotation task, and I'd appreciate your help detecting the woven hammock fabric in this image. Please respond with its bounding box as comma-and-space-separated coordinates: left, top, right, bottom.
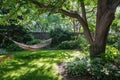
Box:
12, 38, 52, 51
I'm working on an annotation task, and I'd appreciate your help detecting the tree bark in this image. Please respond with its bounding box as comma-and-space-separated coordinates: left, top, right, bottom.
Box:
90, 43, 105, 57
89, 0, 120, 56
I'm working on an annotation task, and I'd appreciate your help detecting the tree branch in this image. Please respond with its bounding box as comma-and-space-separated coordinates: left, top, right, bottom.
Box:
112, 0, 120, 9
29, 0, 93, 44
29, 0, 52, 9
81, 1, 87, 22
29, 0, 79, 18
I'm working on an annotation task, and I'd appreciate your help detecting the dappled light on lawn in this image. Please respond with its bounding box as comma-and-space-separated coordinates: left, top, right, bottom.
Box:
0, 50, 81, 80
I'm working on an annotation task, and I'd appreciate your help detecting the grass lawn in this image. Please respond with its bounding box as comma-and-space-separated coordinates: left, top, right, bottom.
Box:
0, 50, 82, 80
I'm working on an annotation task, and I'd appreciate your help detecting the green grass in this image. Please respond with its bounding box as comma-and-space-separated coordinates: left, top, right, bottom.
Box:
0, 50, 82, 80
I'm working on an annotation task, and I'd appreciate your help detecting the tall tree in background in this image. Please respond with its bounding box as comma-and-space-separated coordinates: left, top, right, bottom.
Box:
0, 0, 120, 56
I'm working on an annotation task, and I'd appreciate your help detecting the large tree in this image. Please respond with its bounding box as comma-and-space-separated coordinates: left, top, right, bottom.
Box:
1, 0, 120, 56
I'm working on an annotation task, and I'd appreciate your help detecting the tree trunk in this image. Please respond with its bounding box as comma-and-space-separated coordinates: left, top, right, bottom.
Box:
90, 0, 120, 57
89, 42, 106, 57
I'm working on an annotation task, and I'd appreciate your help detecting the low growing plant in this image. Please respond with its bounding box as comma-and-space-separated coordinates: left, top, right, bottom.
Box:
57, 40, 79, 49
6, 44, 23, 51
26, 39, 42, 45
66, 50, 120, 80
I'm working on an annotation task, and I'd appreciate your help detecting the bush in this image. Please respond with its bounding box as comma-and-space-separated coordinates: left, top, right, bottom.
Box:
6, 44, 23, 51
57, 35, 88, 50
102, 46, 120, 62
90, 58, 120, 80
66, 50, 120, 80
67, 57, 89, 77
107, 33, 120, 50
26, 39, 42, 45
50, 27, 73, 46
76, 35, 88, 50
0, 24, 34, 51
114, 34, 120, 50
57, 40, 79, 49
107, 34, 118, 45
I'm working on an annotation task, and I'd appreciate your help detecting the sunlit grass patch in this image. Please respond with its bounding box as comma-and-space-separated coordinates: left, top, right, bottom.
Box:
0, 50, 82, 80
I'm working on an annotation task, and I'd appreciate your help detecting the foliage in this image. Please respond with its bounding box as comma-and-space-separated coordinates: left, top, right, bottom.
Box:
114, 34, 120, 50
6, 44, 23, 51
107, 34, 118, 46
102, 46, 120, 62
57, 40, 79, 49
57, 35, 88, 50
76, 35, 88, 50
90, 58, 120, 80
1, 0, 119, 56
26, 39, 42, 45
50, 27, 73, 46
67, 57, 89, 77
107, 33, 120, 50
66, 49, 120, 80
0, 24, 33, 50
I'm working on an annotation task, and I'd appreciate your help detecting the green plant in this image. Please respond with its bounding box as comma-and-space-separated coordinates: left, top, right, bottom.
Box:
66, 57, 89, 77
90, 58, 120, 80
57, 40, 79, 49
76, 35, 88, 50
107, 33, 120, 51
66, 54, 120, 80
26, 39, 42, 45
107, 34, 118, 45
6, 44, 23, 51
102, 46, 120, 62
114, 34, 120, 50
0, 24, 34, 50
50, 27, 73, 46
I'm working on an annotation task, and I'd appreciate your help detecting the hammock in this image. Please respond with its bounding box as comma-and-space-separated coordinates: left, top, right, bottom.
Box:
12, 38, 52, 51
0, 33, 52, 51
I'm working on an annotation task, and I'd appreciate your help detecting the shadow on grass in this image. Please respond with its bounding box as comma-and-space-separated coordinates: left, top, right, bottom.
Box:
0, 50, 80, 80
0, 64, 60, 80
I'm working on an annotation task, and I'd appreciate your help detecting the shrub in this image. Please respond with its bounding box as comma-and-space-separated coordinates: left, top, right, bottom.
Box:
26, 39, 42, 45
67, 57, 89, 77
76, 35, 88, 50
57, 35, 89, 50
90, 58, 120, 80
6, 44, 23, 51
102, 46, 120, 62
66, 51, 120, 80
114, 34, 120, 50
107, 34, 118, 45
50, 27, 73, 46
0, 24, 34, 51
57, 40, 79, 49
107, 33, 120, 50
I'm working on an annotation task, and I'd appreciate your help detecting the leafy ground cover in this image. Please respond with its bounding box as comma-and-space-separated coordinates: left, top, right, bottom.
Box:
0, 50, 82, 80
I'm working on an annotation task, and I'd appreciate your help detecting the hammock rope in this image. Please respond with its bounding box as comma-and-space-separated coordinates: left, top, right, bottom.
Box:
0, 33, 52, 51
